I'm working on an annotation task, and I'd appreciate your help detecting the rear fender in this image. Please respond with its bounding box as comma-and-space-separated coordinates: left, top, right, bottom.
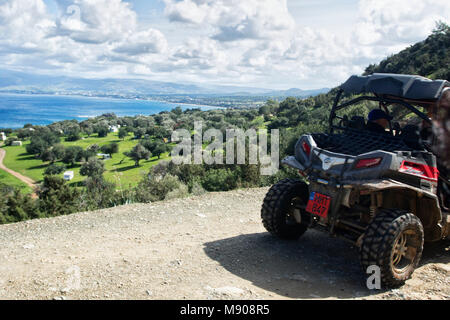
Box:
281, 156, 305, 171
354, 179, 445, 241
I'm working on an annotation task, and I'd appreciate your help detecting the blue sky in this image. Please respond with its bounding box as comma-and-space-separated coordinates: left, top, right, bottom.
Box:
0, 0, 448, 89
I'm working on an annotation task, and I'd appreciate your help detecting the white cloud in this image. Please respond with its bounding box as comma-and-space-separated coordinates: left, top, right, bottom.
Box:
0, 0, 55, 50
113, 29, 168, 56
354, 0, 450, 46
164, 0, 295, 41
0, 0, 448, 89
0, 0, 171, 79
54, 0, 138, 44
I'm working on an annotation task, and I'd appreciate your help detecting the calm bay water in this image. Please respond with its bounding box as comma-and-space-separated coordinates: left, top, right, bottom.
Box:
0, 93, 216, 129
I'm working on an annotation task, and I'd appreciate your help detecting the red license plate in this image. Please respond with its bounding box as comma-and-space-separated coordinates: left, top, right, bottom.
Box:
306, 192, 331, 218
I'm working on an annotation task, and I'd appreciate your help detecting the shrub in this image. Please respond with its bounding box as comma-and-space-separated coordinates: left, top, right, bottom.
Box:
80, 176, 118, 210
37, 176, 81, 216
201, 168, 237, 192
165, 182, 189, 200
134, 174, 182, 203
44, 163, 66, 176
190, 180, 207, 196
0, 188, 41, 224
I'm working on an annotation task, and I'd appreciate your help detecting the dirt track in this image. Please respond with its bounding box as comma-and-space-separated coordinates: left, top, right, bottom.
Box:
0, 148, 37, 197
0, 188, 448, 300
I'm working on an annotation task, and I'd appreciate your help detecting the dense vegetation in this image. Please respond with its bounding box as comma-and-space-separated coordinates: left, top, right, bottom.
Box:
365, 22, 449, 80
0, 25, 448, 224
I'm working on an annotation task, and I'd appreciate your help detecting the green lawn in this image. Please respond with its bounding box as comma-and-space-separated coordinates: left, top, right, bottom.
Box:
0, 168, 32, 194
1, 132, 172, 190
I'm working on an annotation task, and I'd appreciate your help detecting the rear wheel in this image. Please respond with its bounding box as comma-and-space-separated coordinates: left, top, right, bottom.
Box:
360, 208, 424, 288
261, 179, 310, 240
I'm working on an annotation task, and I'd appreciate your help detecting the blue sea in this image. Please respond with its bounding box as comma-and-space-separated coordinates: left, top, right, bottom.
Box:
0, 93, 216, 129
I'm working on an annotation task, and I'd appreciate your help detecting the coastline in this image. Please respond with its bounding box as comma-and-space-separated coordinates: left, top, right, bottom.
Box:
0, 92, 223, 129
0, 91, 224, 110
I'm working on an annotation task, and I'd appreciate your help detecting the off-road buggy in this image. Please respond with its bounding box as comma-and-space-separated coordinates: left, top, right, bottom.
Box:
261, 73, 450, 288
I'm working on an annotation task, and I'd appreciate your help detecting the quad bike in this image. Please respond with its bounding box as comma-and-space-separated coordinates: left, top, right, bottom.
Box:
262, 73, 450, 288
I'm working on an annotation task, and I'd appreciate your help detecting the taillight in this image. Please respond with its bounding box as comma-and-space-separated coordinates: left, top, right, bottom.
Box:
399, 161, 439, 181
302, 141, 311, 156
355, 157, 382, 169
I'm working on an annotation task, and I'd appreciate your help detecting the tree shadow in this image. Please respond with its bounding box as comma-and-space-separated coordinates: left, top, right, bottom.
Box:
17, 155, 36, 161
28, 164, 49, 170
203, 230, 386, 299
114, 165, 138, 172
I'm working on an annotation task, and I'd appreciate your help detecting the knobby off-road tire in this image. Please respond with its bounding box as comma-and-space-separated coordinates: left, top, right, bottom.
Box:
360, 208, 424, 288
261, 178, 309, 240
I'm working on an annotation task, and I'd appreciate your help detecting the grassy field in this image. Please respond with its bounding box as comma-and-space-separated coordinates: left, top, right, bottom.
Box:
1, 132, 172, 190
0, 168, 32, 194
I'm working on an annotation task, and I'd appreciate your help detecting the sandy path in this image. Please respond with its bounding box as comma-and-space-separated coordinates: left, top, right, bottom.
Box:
0, 188, 448, 300
0, 148, 37, 197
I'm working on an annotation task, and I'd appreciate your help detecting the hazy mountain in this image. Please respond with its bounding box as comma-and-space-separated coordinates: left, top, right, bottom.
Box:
0, 69, 329, 97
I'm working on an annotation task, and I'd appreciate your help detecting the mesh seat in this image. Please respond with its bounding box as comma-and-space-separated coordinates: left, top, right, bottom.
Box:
348, 116, 366, 130
311, 128, 424, 156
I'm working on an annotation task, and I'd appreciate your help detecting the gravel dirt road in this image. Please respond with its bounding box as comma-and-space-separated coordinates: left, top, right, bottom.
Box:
0, 188, 448, 300
0, 148, 37, 198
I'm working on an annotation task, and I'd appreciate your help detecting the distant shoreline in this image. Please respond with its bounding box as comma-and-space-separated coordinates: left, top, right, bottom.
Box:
0, 93, 224, 129
0, 91, 222, 110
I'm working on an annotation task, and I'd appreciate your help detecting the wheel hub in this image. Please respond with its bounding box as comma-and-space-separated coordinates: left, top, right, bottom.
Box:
391, 230, 418, 274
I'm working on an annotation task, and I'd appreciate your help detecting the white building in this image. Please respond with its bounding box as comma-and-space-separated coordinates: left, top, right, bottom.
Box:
109, 125, 120, 133
63, 171, 74, 181
11, 141, 22, 146
97, 153, 111, 160
0, 132, 6, 141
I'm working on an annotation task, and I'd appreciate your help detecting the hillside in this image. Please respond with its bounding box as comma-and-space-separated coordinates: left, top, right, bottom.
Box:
364, 22, 450, 80
0, 188, 448, 300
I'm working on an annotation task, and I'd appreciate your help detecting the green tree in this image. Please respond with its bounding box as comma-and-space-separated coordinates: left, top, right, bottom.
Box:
25, 129, 60, 156
152, 142, 170, 159
118, 127, 128, 140
65, 124, 81, 141
87, 144, 100, 153
0, 189, 40, 223
26, 137, 48, 156
62, 146, 84, 167
172, 106, 183, 116
100, 143, 119, 156
82, 176, 118, 210
124, 144, 151, 167
82, 124, 94, 137
95, 125, 109, 138
37, 176, 80, 216
44, 163, 67, 176
81, 148, 97, 162
40, 148, 57, 163
52, 144, 66, 161
80, 157, 105, 178
133, 127, 146, 139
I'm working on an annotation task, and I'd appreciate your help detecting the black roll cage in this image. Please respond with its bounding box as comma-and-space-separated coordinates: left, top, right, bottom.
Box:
329, 89, 432, 134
